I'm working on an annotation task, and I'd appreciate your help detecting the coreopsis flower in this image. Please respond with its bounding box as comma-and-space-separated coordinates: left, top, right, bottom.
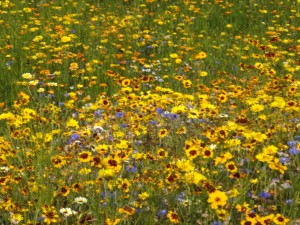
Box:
236, 202, 251, 213
118, 206, 135, 216
156, 148, 168, 159
103, 156, 122, 172
273, 214, 289, 225
117, 178, 131, 193
158, 128, 168, 138
207, 190, 228, 209
225, 161, 238, 174
105, 218, 121, 225
194, 51, 207, 59
78, 151, 93, 163
51, 155, 66, 168
41, 205, 59, 224
59, 186, 70, 197
167, 211, 180, 224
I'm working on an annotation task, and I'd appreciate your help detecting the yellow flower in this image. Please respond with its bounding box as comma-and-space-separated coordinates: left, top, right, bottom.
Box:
138, 192, 149, 200
10, 213, 23, 224
270, 97, 286, 109
169, 53, 178, 58
42, 205, 59, 224
22, 72, 33, 79
199, 71, 208, 77
167, 211, 180, 224
118, 206, 135, 216
69, 62, 79, 71
158, 128, 168, 138
250, 104, 264, 112
273, 214, 289, 225
185, 171, 206, 184
207, 190, 228, 209
66, 118, 79, 129
61, 35, 71, 42
194, 51, 207, 59
105, 218, 121, 225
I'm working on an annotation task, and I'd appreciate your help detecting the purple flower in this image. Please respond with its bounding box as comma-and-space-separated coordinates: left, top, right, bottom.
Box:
156, 108, 164, 115
289, 147, 300, 155
287, 141, 298, 147
70, 133, 80, 141
212, 221, 223, 225
116, 112, 124, 118
157, 209, 167, 218
120, 124, 128, 128
279, 157, 290, 164
259, 191, 271, 199
126, 165, 137, 173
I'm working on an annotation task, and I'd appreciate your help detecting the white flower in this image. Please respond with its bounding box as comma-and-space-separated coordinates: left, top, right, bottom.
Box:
74, 197, 88, 204
209, 144, 217, 150
0, 166, 10, 172
60, 208, 78, 217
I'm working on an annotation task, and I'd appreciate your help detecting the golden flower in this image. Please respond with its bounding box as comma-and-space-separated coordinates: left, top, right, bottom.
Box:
158, 128, 168, 138
194, 51, 207, 59
207, 190, 228, 209
69, 62, 79, 71
250, 104, 264, 112
225, 161, 238, 173
42, 205, 59, 224
66, 118, 79, 129
78, 151, 93, 163
167, 211, 180, 224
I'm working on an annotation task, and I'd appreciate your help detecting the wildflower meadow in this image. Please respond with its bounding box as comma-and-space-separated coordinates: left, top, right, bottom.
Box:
0, 0, 300, 224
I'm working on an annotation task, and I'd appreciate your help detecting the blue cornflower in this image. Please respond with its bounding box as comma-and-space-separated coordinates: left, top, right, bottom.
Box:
259, 191, 271, 199
70, 133, 80, 141
157, 209, 167, 218
116, 112, 124, 118
156, 108, 164, 115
